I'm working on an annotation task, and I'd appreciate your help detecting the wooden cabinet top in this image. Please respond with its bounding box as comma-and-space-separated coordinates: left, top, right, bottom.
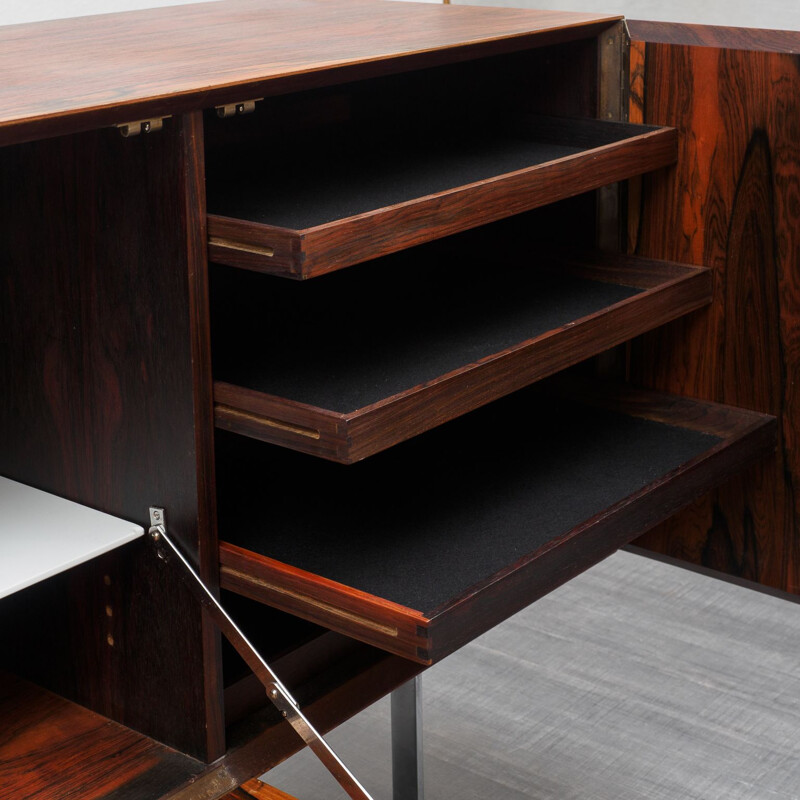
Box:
0, 0, 620, 146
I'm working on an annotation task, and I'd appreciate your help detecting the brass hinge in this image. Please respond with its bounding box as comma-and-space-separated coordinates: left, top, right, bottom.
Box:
115, 116, 171, 137
215, 98, 263, 118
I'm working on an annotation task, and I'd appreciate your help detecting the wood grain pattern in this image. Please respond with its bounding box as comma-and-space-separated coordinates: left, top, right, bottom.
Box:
184, 110, 227, 761
628, 41, 800, 594
628, 20, 800, 54
0, 0, 620, 147
0, 116, 222, 759
213, 251, 710, 462
222, 782, 300, 800
241, 780, 300, 800
0, 672, 203, 800
220, 545, 429, 662
208, 120, 676, 277
217, 385, 775, 664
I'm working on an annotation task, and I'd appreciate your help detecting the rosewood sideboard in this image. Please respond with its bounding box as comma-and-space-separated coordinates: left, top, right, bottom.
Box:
0, 2, 794, 797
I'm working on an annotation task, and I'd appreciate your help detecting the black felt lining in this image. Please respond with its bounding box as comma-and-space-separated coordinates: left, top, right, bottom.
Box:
205, 115, 651, 231
216, 390, 721, 615
211, 257, 640, 413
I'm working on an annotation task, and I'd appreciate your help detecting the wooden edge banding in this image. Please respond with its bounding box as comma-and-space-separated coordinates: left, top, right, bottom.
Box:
221, 565, 400, 638
214, 382, 344, 428
207, 215, 302, 277
219, 542, 430, 661
549, 249, 711, 289
555, 381, 778, 439
628, 19, 800, 53
215, 404, 321, 441
240, 779, 300, 800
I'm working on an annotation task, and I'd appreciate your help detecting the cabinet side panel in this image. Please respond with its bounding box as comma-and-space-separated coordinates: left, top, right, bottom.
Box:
628, 41, 800, 594
0, 116, 222, 759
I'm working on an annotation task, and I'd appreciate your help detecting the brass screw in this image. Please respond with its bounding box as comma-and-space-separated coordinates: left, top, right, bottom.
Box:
105, 605, 113, 617
107, 634, 115, 647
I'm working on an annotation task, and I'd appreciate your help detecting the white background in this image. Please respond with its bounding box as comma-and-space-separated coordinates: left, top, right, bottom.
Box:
451, 0, 800, 31
3, 0, 800, 31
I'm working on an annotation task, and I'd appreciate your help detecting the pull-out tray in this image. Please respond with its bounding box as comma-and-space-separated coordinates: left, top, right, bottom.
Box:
213, 250, 711, 463
206, 116, 676, 278
217, 383, 776, 665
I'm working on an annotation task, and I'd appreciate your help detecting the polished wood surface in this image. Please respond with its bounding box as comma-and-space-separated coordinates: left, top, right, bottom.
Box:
628, 39, 800, 594
218, 384, 775, 663
213, 250, 710, 462
0, 115, 223, 760
628, 20, 800, 53
0, 0, 619, 146
223, 782, 300, 800
0, 672, 203, 799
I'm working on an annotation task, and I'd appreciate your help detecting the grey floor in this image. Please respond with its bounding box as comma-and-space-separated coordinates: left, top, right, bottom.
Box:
264, 550, 800, 799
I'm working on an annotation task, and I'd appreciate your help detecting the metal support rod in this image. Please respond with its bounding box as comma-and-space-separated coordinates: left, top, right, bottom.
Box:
148, 508, 374, 800
391, 676, 424, 800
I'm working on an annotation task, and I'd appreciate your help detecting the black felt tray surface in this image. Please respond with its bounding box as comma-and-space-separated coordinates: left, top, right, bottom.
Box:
215, 388, 721, 615
210, 255, 639, 413
206, 118, 655, 231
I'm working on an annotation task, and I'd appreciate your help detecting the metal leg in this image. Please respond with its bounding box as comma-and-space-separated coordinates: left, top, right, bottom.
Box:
391, 675, 424, 800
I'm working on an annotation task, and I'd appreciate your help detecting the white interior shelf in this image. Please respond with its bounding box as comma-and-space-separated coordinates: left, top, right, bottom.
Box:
0, 476, 143, 599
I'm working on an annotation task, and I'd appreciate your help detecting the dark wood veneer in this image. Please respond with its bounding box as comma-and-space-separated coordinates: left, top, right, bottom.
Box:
0, 116, 222, 760
628, 38, 800, 594
0, 672, 204, 800
212, 250, 710, 462
628, 19, 800, 53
